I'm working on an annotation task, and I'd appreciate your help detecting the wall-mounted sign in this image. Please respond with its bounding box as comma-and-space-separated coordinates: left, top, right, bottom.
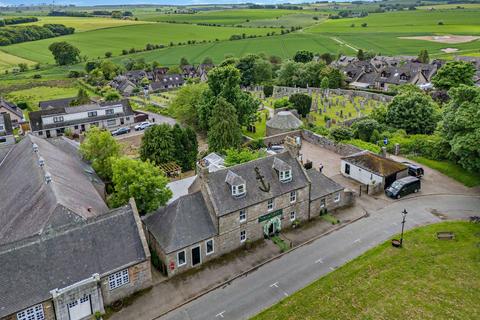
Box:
258, 209, 283, 223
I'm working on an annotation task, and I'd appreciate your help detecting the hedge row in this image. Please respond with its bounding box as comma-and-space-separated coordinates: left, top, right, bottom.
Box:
0, 24, 74, 46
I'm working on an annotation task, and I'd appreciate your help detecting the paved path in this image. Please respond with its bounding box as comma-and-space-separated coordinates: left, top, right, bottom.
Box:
159, 194, 480, 320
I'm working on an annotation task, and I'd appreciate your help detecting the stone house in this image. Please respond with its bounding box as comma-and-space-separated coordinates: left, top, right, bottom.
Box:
0, 135, 152, 320
0, 113, 15, 146
0, 98, 23, 127
144, 151, 353, 277
341, 150, 408, 191
29, 99, 134, 138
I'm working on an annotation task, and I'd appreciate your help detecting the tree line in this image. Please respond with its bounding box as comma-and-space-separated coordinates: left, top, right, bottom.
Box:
0, 24, 74, 46
0, 17, 38, 27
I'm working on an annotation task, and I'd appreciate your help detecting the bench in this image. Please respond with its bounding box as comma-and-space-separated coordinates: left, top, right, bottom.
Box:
437, 232, 455, 240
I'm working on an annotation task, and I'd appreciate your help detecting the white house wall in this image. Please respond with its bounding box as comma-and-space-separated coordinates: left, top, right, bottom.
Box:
340, 160, 384, 186
41, 105, 124, 125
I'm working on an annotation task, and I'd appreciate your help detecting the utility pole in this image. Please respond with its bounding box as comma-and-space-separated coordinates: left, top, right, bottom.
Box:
400, 209, 408, 247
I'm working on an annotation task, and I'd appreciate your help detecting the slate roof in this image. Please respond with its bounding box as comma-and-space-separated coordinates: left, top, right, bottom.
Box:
0, 135, 108, 246
306, 169, 344, 200
206, 152, 309, 216
342, 151, 407, 177
29, 99, 134, 131
143, 192, 216, 254
266, 111, 302, 130
0, 98, 23, 118
0, 204, 146, 318
38, 97, 77, 110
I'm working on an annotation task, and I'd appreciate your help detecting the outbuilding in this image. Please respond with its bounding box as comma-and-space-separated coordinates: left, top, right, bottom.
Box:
266, 111, 302, 137
341, 151, 408, 192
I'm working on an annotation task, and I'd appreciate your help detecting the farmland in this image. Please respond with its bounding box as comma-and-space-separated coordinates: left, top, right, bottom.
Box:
253, 221, 480, 320
21, 16, 149, 32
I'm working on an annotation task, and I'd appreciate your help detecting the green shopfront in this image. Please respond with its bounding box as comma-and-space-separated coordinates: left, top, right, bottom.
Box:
259, 209, 282, 237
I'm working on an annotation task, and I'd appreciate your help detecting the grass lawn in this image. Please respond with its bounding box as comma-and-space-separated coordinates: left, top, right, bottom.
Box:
243, 109, 269, 139
253, 221, 480, 320
0, 23, 281, 64
5, 86, 80, 113
408, 156, 480, 188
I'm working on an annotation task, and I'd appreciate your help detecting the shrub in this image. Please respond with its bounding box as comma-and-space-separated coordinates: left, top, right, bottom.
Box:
273, 96, 291, 109
32, 74, 42, 79
330, 127, 353, 142
346, 139, 381, 153
105, 51, 112, 58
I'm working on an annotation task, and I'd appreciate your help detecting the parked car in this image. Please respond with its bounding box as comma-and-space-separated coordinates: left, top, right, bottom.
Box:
385, 176, 421, 199
111, 127, 131, 136
401, 161, 425, 178
134, 121, 153, 131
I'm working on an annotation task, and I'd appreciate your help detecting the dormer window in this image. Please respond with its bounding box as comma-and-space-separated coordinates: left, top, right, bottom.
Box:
225, 170, 246, 198
232, 184, 246, 197
280, 170, 292, 183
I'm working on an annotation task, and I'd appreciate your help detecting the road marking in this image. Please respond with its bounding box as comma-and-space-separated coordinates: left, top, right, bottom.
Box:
315, 258, 324, 264
329, 267, 335, 271
270, 282, 279, 288
216, 311, 226, 318
270, 281, 289, 297
353, 238, 361, 243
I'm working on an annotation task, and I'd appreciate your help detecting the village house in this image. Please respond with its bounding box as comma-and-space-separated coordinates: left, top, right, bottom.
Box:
150, 74, 185, 91
0, 98, 24, 127
143, 150, 353, 277
29, 99, 134, 138
341, 150, 408, 192
0, 135, 152, 320
0, 113, 15, 146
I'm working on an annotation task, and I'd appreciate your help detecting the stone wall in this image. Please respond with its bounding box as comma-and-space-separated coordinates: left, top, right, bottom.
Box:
100, 260, 152, 305
301, 130, 362, 156
1, 301, 55, 320
310, 190, 355, 217
272, 86, 393, 103
263, 130, 301, 146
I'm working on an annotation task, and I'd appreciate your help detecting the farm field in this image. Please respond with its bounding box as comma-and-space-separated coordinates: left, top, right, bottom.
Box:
244, 13, 326, 28
0, 22, 281, 65
0, 50, 36, 71
253, 221, 480, 320
21, 16, 150, 32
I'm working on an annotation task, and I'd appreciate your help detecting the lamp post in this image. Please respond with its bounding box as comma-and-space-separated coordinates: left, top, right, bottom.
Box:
399, 209, 408, 247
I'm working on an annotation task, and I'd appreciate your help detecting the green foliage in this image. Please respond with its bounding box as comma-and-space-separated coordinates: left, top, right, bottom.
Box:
351, 118, 380, 142
170, 82, 208, 127
383, 130, 450, 160
263, 84, 274, 98
277, 61, 342, 89
330, 126, 354, 142
224, 148, 266, 167
289, 93, 312, 118
293, 50, 314, 63
385, 90, 439, 134
320, 76, 329, 90
312, 125, 330, 136
346, 139, 381, 153
432, 61, 476, 90
104, 89, 121, 101
417, 49, 429, 63
236, 54, 272, 87
48, 41, 80, 65
180, 57, 189, 66
98, 60, 120, 81
0, 24, 74, 46
271, 235, 289, 252
70, 88, 90, 106
171, 124, 199, 171
208, 97, 243, 152
442, 85, 480, 172
79, 127, 120, 180
109, 157, 172, 215
273, 96, 291, 109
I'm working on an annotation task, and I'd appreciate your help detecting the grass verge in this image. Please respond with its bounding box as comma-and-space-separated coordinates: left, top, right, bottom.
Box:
253, 221, 480, 320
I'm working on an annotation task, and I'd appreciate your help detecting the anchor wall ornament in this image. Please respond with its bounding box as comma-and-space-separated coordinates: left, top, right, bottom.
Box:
255, 166, 270, 192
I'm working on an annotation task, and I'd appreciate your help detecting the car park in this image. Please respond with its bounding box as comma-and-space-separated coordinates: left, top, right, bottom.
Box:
385, 176, 421, 199
401, 161, 425, 178
111, 127, 131, 136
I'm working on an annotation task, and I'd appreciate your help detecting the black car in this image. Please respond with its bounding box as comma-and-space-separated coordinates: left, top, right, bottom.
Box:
111, 127, 131, 136
402, 161, 424, 178
385, 176, 421, 199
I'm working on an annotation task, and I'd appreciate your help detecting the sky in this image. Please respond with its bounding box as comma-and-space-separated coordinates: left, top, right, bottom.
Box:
1, 0, 332, 7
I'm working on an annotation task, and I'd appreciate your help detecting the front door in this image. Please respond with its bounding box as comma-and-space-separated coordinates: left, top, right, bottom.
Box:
68, 295, 91, 320
268, 223, 275, 236
191, 246, 201, 266
46, 130, 51, 138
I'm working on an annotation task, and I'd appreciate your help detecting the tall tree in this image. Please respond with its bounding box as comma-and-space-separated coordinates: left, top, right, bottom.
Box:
170, 82, 208, 127
109, 157, 172, 215
432, 61, 476, 90
48, 41, 80, 65
442, 85, 480, 172
70, 88, 90, 106
357, 49, 365, 61
140, 124, 176, 165
207, 97, 243, 152
79, 126, 120, 180
171, 124, 198, 171
417, 49, 430, 63
289, 93, 312, 118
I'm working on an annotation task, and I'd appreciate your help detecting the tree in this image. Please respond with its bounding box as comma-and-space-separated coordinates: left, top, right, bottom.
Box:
79, 127, 120, 180
70, 88, 90, 106
385, 90, 439, 134
293, 50, 314, 63
48, 41, 80, 65
432, 61, 475, 90
224, 148, 266, 167
85, 61, 99, 73
170, 82, 208, 127
357, 49, 365, 61
289, 93, 312, 118
104, 89, 121, 101
417, 49, 429, 63
109, 157, 172, 215
330, 127, 353, 142
105, 51, 112, 58
236, 54, 272, 87
99, 60, 119, 81
202, 56, 213, 64
351, 118, 380, 142
140, 124, 176, 165
171, 124, 198, 171
320, 53, 335, 65
320, 76, 330, 90
180, 57, 189, 66
207, 97, 243, 152
442, 85, 480, 172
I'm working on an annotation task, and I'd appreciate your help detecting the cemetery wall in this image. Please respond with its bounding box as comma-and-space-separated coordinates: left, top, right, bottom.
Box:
263, 130, 302, 146
272, 86, 393, 103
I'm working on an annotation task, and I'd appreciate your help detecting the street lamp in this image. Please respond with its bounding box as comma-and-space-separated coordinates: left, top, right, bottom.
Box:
399, 209, 408, 247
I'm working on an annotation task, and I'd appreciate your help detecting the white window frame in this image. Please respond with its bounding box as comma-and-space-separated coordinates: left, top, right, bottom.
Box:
240, 230, 246, 243
232, 184, 246, 197
320, 198, 326, 208
108, 269, 129, 290
267, 199, 274, 211
290, 190, 297, 203
177, 250, 186, 267
290, 211, 296, 221
334, 193, 341, 203
53, 116, 64, 123
279, 170, 292, 182
239, 209, 246, 223
88, 111, 98, 117
205, 238, 214, 255
105, 108, 114, 115
16, 304, 45, 320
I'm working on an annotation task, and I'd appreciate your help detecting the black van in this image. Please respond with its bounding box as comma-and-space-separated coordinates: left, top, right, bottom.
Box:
402, 161, 425, 178
385, 176, 421, 199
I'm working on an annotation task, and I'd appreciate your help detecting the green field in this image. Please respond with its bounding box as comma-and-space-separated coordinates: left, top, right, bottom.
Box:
21, 16, 149, 32
0, 50, 36, 71
0, 23, 280, 64
253, 221, 480, 320
5, 86, 80, 113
